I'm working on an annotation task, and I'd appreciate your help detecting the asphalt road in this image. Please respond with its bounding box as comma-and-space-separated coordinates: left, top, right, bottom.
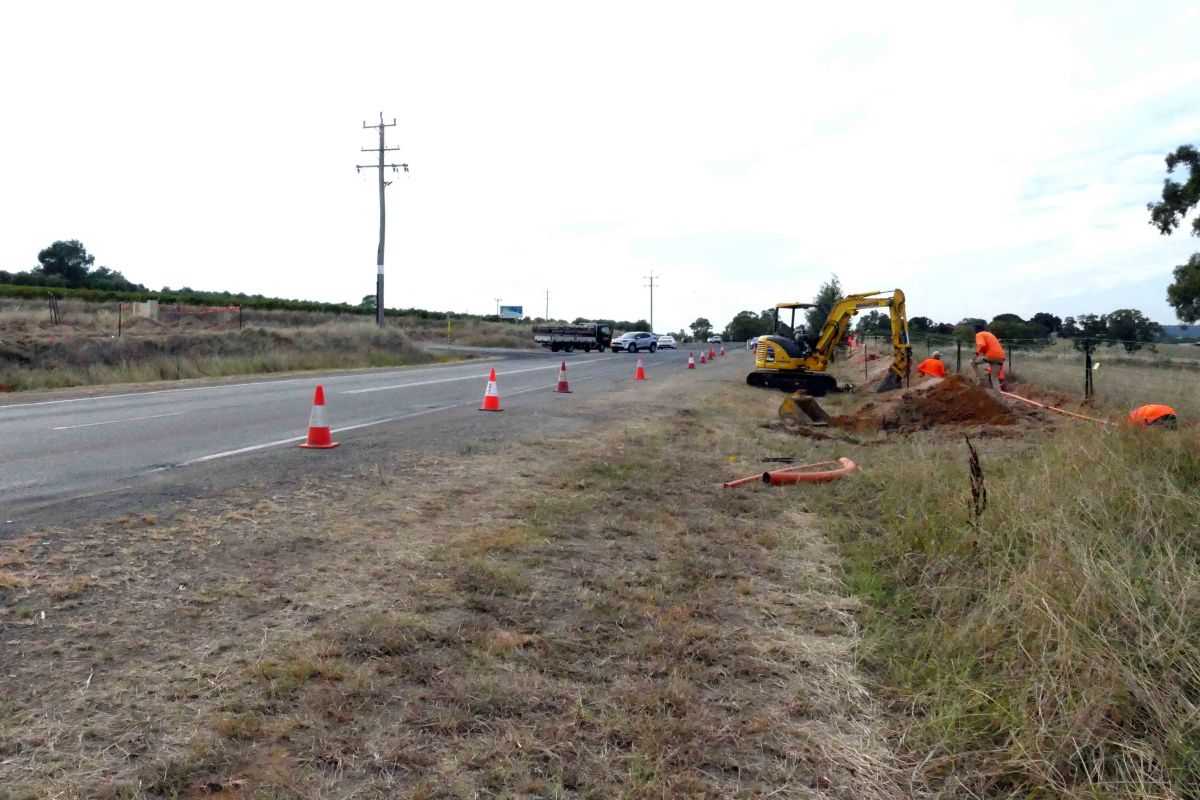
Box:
0, 346, 731, 532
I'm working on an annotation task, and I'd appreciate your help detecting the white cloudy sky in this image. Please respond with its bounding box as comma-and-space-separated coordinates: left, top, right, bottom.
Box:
2, 1, 1199, 333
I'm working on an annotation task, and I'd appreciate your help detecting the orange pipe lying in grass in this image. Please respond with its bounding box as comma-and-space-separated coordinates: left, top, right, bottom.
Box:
1000, 391, 1111, 425
765, 456, 861, 485
722, 457, 861, 488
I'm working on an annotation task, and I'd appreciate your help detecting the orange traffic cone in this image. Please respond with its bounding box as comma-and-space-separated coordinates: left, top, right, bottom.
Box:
299, 385, 339, 449
699, 352, 707, 364
554, 360, 571, 393
634, 357, 646, 381
687, 352, 696, 369
719, 345, 726, 356
480, 368, 502, 411
709, 346, 716, 360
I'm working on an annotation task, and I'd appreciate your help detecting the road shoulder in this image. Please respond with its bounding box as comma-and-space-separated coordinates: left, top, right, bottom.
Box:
0, 360, 911, 797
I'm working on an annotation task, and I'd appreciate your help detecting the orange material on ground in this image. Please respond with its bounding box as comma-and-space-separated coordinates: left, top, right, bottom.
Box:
1128, 404, 1177, 427
975, 330, 1005, 360
764, 457, 861, 485
722, 457, 861, 488
1002, 391, 1110, 425
884, 375, 1015, 431
917, 358, 946, 378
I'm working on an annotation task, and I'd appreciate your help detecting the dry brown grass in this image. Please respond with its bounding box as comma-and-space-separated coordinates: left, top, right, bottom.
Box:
0, 323, 445, 391
0, 299, 537, 391
0, 363, 910, 798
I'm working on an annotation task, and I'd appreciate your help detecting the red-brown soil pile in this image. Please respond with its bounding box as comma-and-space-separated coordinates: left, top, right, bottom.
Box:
883, 375, 1016, 431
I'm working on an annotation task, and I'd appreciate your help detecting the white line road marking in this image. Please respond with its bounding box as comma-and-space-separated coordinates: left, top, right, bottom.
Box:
341, 355, 620, 395
0, 358, 507, 411
52, 412, 185, 431
175, 377, 598, 467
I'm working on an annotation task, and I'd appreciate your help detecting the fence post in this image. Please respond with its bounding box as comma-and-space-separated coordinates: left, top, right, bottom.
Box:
956, 340, 962, 375
926, 335, 931, 354
1084, 338, 1093, 399
1008, 341, 1013, 376
118, 303, 122, 337
238, 306, 243, 330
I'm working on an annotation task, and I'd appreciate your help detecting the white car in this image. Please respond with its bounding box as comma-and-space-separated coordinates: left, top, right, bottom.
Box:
707, 335, 722, 344
656, 335, 677, 350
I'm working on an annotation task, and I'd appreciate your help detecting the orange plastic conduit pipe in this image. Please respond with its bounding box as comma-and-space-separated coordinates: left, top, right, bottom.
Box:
765, 456, 861, 485
722, 458, 862, 488
1000, 391, 1111, 425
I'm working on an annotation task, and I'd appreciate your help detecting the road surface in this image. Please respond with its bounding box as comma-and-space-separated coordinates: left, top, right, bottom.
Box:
0, 346, 733, 532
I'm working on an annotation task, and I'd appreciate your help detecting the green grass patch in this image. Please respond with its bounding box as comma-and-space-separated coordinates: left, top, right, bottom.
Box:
817, 424, 1200, 797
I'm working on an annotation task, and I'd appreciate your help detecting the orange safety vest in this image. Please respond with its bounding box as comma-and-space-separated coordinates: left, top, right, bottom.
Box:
917, 358, 946, 377
975, 331, 1005, 360
1128, 404, 1177, 427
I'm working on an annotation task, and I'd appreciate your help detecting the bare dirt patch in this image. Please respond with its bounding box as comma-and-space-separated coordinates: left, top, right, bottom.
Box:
0, 369, 913, 798
882, 375, 1016, 431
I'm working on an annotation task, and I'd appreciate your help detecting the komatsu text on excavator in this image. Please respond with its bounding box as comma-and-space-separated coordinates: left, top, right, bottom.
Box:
747, 289, 911, 396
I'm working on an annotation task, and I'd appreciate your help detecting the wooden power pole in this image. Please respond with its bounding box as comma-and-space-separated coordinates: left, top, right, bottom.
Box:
357, 113, 408, 326
644, 272, 659, 332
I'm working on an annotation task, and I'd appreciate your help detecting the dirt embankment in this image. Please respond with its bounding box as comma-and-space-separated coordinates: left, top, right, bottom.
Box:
825, 375, 1018, 433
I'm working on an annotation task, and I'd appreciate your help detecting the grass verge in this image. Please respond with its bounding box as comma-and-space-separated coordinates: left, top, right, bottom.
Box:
0, 324, 443, 391
810, 408, 1200, 797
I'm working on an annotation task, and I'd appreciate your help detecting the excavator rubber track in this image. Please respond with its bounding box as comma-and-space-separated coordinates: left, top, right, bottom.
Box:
746, 369, 839, 396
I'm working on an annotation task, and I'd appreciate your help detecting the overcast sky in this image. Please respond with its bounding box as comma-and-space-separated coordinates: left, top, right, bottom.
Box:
3, 1, 1199, 333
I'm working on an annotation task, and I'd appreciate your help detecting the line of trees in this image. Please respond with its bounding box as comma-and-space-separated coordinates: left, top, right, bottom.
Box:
0, 240, 147, 292
712, 271, 1167, 354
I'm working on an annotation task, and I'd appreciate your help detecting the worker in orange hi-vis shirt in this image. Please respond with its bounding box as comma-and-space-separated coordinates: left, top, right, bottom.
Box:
971, 323, 1006, 394
1128, 404, 1177, 428
917, 351, 947, 378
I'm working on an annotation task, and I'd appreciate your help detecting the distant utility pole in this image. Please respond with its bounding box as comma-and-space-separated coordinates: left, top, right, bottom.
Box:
494, 297, 502, 317
644, 272, 659, 332
545, 290, 549, 321
357, 112, 409, 327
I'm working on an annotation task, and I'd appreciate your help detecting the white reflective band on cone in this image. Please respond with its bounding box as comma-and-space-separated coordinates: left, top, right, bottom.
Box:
309, 404, 328, 428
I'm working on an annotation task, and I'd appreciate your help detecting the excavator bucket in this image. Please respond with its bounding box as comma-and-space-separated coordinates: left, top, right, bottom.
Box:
876, 370, 903, 392
778, 391, 831, 430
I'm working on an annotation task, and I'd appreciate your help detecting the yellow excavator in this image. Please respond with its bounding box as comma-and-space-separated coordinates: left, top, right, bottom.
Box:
747, 289, 911, 397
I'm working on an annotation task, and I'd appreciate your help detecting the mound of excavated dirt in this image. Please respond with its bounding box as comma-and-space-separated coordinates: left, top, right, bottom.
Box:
882, 375, 1016, 431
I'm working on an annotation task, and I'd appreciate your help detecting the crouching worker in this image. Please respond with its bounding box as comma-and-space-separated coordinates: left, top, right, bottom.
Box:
1128, 404, 1178, 428
917, 351, 947, 378
971, 323, 1006, 394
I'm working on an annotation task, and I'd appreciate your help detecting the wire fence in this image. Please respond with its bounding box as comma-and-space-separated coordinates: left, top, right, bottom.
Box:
867, 333, 1200, 420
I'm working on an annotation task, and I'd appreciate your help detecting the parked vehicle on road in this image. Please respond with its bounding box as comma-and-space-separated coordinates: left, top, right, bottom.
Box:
707, 335, 722, 344
611, 331, 658, 353
657, 335, 677, 350
533, 322, 613, 353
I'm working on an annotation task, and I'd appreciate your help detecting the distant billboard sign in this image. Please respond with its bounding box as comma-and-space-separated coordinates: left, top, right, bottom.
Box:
499, 305, 523, 320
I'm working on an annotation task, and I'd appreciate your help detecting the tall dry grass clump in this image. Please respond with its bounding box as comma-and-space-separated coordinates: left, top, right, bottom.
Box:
0, 324, 438, 390
822, 424, 1200, 798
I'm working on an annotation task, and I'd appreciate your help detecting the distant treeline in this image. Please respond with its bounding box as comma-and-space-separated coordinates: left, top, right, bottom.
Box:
0, 281, 519, 321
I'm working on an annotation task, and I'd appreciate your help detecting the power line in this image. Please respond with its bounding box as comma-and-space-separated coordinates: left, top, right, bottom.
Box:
356, 112, 409, 327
